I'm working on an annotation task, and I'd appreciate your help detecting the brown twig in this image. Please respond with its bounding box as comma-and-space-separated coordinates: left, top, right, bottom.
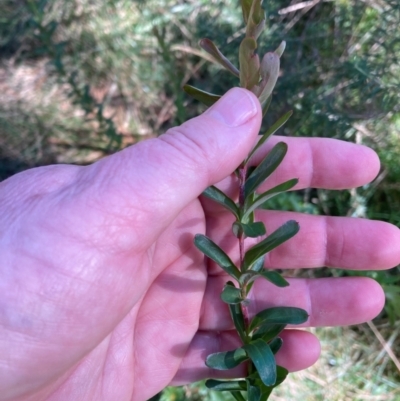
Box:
367, 320, 400, 373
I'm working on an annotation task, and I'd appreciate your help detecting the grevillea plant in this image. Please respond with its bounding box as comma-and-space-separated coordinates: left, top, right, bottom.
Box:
183, 1, 309, 400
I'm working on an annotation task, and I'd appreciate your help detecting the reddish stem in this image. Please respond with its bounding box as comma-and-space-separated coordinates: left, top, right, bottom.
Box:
238, 164, 250, 328
238, 163, 246, 268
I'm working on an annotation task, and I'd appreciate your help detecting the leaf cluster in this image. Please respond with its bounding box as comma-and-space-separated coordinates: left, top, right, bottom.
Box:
188, 2, 309, 400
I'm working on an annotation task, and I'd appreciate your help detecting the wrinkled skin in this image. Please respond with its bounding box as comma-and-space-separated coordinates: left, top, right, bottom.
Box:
0, 89, 399, 401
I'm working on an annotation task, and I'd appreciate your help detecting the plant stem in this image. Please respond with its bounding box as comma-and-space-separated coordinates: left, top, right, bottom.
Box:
238, 163, 246, 267
238, 163, 250, 330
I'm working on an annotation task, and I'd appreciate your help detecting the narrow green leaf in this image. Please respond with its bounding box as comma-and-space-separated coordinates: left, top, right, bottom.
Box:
244, 142, 288, 198
246, 0, 265, 40
205, 347, 248, 370
253, 366, 289, 401
257, 270, 289, 287
259, 386, 273, 401
252, 323, 286, 342
240, 0, 253, 23
183, 85, 221, 107
239, 270, 289, 288
249, 307, 309, 332
231, 392, 247, 401
244, 256, 265, 294
269, 338, 283, 354
199, 39, 240, 77
194, 234, 241, 280
244, 339, 276, 386
242, 221, 266, 238
221, 281, 243, 304
248, 111, 293, 161
248, 0, 264, 25
275, 366, 289, 386
205, 379, 246, 391
229, 303, 247, 343
244, 179, 298, 219
248, 382, 261, 401
243, 220, 299, 270
239, 37, 260, 89
261, 95, 272, 118
202, 185, 240, 218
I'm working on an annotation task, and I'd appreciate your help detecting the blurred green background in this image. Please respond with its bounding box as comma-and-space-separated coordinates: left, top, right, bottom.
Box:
0, 0, 399, 399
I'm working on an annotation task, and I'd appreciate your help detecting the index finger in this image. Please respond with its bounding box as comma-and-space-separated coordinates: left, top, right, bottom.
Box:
202, 136, 380, 211
251, 135, 380, 190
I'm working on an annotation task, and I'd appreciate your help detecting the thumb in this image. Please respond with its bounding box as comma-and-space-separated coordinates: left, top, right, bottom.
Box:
81, 87, 261, 244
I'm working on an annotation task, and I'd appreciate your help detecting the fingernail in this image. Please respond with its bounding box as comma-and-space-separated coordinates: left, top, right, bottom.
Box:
206, 88, 258, 127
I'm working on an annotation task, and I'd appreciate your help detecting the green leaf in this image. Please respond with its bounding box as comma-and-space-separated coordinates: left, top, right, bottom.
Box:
245, 0, 265, 40
244, 142, 288, 199
275, 366, 289, 386
240, 0, 253, 23
242, 221, 266, 238
244, 256, 265, 294
229, 303, 247, 343
199, 39, 240, 77
259, 386, 273, 401
249, 0, 265, 26
244, 339, 276, 386
231, 392, 247, 401
240, 270, 289, 288
205, 379, 246, 392
233, 220, 266, 239
239, 37, 260, 89
183, 85, 221, 107
252, 323, 286, 342
261, 95, 272, 118
258, 270, 289, 287
205, 347, 248, 370
269, 338, 283, 354
221, 281, 243, 304
243, 220, 299, 270
241, 190, 256, 226
202, 185, 240, 219
194, 234, 241, 280
243, 179, 298, 219
248, 381, 261, 401
248, 111, 293, 160
249, 307, 309, 332
255, 366, 289, 401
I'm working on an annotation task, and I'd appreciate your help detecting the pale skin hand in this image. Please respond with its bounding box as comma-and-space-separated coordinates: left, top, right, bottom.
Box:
0, 89, 399, 401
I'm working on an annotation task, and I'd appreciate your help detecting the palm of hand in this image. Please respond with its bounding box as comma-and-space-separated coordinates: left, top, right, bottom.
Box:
56, 200, 208, 400
1, 168, 208, 400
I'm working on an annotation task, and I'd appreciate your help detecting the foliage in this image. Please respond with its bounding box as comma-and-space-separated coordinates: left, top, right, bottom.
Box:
189, 2, 310, 399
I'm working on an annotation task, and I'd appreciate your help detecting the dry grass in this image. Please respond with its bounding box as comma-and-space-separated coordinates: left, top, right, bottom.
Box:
159, 324, 400, 401
270, 325, 400, 401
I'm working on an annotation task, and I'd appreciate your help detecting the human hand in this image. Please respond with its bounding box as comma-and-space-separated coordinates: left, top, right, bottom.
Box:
1, 88, 399, 401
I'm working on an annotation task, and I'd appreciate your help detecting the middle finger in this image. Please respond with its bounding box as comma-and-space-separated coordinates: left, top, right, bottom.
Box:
206, 210, 400, 272
199, 276, 384, 331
